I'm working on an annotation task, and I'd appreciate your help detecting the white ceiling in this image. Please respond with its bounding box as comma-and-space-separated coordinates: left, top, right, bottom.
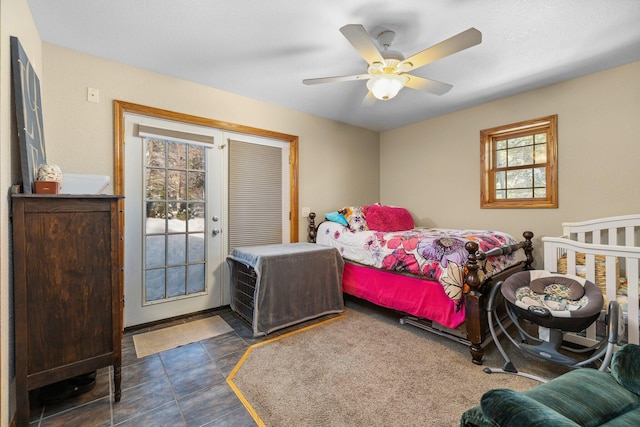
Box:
27, 0, 640, 132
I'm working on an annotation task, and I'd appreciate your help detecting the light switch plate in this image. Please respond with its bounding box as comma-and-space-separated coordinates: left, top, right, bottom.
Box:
87, 87, 100, 103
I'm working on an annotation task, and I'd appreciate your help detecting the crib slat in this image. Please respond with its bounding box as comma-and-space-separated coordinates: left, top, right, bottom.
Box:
625, 226, 635, 247
605, 256, 617, 311
593, 230, 601, 245
627, 259, 639, 344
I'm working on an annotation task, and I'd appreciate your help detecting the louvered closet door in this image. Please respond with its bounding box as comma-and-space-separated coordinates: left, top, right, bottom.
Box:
227, 134, 290, 250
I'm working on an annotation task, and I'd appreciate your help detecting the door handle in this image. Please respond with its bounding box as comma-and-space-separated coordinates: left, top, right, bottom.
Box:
211, 228, 221, 237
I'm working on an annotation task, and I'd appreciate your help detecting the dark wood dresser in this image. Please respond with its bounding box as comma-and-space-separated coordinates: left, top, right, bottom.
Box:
11, 194, 123, 425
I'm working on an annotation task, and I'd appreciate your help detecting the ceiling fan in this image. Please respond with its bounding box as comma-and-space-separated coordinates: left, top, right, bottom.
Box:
303, 24, 482, 102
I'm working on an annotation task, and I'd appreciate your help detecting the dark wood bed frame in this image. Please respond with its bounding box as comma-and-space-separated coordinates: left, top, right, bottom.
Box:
308, 212, 535, 364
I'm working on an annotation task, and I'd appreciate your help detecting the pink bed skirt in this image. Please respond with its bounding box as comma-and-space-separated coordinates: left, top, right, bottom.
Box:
342, 262, 466, 329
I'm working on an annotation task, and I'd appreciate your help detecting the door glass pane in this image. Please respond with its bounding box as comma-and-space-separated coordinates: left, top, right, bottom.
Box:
189, 145, 205, 170
146, 169, 165, 199
168, 202, 187, 230
167, 234, 186, 265
146, 140, 165, 167
143, 137, 208, 305
167, 266, 186, 298
168, 141, 187, 169
145, 235, 165, 268
188, 234, 205, 262
168, 171, 186, 200
188, 171, 205, 200
188, 264, 206, 294
146, 202, 166, 233
145, 268, 165, 302
188, 203, 205, 232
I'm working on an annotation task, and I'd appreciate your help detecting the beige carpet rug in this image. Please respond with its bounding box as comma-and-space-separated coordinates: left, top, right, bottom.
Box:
228, 305, 569, 427
133, 315, 233, 358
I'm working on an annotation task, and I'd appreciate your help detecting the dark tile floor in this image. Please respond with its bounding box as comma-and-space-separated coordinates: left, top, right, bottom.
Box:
27, 306, 334, 427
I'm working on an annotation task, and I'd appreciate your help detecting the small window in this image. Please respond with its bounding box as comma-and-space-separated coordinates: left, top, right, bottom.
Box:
480, 115, 557, 208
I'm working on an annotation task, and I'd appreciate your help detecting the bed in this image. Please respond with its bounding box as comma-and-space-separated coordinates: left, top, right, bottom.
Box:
308, 205, 534, 364
542, 214, 640, 347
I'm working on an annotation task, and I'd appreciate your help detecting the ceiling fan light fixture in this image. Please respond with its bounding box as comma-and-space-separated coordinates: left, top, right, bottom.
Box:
304, 25, 482, 103
366, 73, 409, 101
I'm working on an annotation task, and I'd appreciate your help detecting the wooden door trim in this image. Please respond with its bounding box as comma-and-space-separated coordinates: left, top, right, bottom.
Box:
113, 100, 300, 241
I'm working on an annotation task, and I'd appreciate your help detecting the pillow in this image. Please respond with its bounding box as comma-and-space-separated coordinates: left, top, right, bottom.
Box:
340, 206, 369, 232
324, 211, 348, 226
364, 205, 414, 232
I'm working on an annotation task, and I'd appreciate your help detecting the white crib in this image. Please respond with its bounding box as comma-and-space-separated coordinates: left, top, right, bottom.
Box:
542, 214, 640, 346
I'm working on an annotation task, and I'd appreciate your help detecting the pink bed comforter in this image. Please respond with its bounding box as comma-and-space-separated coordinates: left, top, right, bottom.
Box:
342, 262, 467, 328
317, 222, 527, 327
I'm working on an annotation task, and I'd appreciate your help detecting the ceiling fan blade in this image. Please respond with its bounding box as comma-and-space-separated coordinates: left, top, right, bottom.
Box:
340, 24, 385, 65
303, 74, 370, 85
405, 75, 453, 96
400, 28, 482, 71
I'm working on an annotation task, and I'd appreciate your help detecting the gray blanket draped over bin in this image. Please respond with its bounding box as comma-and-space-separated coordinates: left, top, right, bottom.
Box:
227, 243, 345, 336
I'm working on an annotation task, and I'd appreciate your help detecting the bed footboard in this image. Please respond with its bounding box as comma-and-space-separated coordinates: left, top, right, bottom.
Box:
463, 232, 534, 364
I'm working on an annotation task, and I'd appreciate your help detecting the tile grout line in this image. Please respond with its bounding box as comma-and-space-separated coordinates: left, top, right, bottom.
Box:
160, 342, 189, 426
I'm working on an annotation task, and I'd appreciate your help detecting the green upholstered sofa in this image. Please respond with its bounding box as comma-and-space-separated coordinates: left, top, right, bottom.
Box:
460, 344, 640, 427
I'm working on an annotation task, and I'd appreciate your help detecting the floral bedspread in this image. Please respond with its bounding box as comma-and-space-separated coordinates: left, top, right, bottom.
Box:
316, 222, 526, 307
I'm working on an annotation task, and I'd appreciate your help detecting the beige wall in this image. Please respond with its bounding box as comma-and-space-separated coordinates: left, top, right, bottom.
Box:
380, 60, 640, 265
40, 43, 381, 240
1, 0, 43, 423
0, 32, 379, 425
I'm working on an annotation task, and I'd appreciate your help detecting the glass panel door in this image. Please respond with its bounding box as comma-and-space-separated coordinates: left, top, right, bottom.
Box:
143, 138, 208, 304
123, 113, 224, 327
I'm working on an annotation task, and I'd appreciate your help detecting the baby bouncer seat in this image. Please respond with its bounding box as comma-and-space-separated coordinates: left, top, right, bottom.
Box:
484, 270, 623, 382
